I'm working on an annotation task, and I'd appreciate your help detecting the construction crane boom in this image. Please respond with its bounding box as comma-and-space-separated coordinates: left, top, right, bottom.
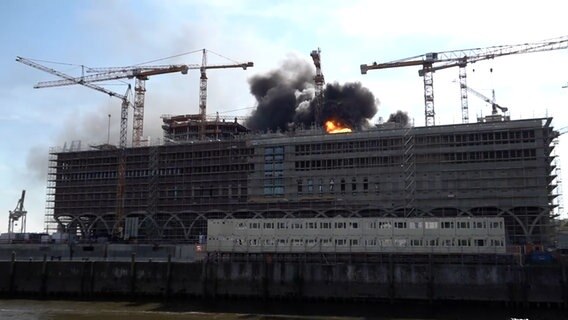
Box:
16, 56, 132, 148
35, 65, 191, 88
17, 56, 127, 100
31, 63, 190, 147
360, 35, 568, 126
464, 86, 508, 115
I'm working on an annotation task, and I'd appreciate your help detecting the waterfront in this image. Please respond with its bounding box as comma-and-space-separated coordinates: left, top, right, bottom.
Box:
0, 299, 564, 320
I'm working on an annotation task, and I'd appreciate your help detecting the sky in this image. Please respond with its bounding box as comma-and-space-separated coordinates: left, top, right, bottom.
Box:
0, 0, 567, 233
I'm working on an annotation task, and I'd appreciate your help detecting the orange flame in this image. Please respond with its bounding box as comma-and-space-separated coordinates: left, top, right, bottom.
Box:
325, 119, 352, 134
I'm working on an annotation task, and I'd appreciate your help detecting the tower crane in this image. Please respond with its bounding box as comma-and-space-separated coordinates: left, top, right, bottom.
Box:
310, 48, 325, 126
34, 64, 191, 147
16, 56, 133, 148
361, 35, 568, 127
16, 57, 143, 238
170, 49, 253, 139
46, 49, 253, 140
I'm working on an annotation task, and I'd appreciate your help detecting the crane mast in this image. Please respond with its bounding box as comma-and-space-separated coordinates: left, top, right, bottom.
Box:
310, 48, 325, 126
361, 35, 568, 126
199, 49, 208, 140
195, 49, 253, 139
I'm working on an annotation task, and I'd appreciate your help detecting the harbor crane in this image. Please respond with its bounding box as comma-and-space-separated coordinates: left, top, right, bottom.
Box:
361, 35, 568, 126
8, 190, 27, 236
310, 48, 325, 126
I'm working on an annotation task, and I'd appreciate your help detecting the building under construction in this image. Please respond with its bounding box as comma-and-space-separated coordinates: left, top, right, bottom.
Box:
45, 116, 560, 246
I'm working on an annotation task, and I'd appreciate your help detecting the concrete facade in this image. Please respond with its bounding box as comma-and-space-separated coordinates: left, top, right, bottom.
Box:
48, 117, 559, 246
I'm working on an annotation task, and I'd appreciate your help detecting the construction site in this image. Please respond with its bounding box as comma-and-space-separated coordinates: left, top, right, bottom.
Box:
4, 35, 568, 308
10, 36, 568, 252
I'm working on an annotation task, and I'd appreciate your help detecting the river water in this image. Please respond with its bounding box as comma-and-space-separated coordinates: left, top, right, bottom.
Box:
0, 299, 563, 320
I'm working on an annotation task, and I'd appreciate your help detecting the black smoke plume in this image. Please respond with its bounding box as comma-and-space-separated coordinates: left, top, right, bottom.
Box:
245, 57, 378, 132
387, 110, 410, 127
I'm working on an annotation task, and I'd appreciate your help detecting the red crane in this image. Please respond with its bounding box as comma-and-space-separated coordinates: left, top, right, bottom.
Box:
361, 35, 568, 126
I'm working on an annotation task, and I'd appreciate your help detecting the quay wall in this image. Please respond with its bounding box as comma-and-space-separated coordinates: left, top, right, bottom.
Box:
0, 253, 566, 306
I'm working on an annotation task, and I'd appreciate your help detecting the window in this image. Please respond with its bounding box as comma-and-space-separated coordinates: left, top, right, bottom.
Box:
320, 222, 331, 229
425, 222, 438, 229
335, 222, 346, 229
394, 222, 407, 229
394, 239, 407, 247
263, 222, 274, 229
378, 222, 392, 229
474, 239, 485, 247
409, 222, 423, 229
366, 239, 377, 246
329, 178, 335, 192
291, 222, 303, 229
441, 221, 454, 229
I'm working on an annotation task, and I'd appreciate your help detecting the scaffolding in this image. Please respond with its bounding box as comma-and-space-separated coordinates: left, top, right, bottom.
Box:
44, 117, 558, 247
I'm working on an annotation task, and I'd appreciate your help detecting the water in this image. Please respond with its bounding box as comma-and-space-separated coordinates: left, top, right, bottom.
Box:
0, 299, 564, 320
